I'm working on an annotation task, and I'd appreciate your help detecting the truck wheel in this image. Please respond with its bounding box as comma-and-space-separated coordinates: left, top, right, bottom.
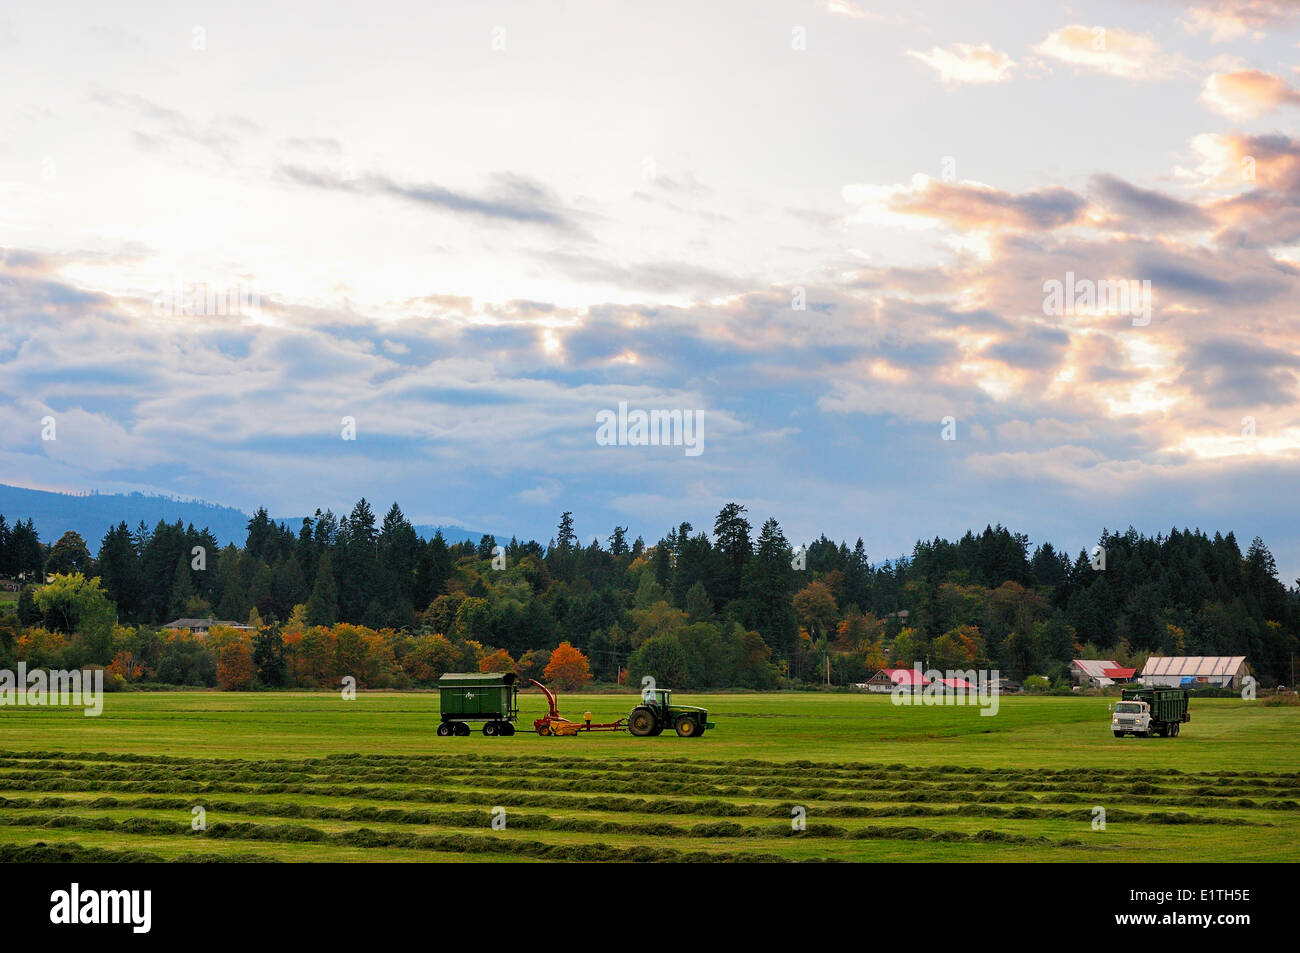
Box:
674, 716, 699, 737
437, 723, 452, 737
628, 707, 657, 737
483, 721, 499, 736
1172, 723, 1180, 737
1113, 730, 1123, 738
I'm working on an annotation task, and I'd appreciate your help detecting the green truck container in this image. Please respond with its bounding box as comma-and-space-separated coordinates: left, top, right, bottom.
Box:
1112, 687, 1190, 737
437, 672, 519, 737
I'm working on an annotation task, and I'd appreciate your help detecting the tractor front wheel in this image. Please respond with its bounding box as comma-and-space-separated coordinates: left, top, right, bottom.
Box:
628, 707, 658, 737
674, 716, 699, 738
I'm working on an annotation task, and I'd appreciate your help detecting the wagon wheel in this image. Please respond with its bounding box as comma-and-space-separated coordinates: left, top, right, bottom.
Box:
483, 721, 499, 736
501, 722, 515, 736
437, 723, 452, 737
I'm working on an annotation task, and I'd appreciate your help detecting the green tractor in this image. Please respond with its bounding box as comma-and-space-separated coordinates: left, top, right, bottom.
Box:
628, 687, 715, 738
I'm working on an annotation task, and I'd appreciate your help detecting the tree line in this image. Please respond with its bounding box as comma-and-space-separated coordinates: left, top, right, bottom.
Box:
0, 502, 1296, 689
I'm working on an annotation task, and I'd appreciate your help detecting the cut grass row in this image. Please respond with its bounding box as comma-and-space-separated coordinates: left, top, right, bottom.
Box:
2, 765, 1295, 805
3, 775, 1297, 812
5, 749, 1297, 784
0, 794, 1268, 828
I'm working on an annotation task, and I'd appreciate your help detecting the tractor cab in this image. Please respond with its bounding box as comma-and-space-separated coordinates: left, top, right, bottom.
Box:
641, 687, 673, 708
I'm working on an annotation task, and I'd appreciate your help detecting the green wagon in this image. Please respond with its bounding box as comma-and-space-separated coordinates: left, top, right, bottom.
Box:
437, 672, 519, 737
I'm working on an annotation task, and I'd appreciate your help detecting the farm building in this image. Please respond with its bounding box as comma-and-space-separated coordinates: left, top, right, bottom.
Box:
162, 617, 254, 636
1070, 659, 1128, 689
1140, 656, 1250, 690
861, 668, 930, 693
932, 676, 976, 693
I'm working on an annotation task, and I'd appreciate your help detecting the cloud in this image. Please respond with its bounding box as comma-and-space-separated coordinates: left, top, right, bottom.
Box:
1035, 25, 1169, 80
907, 43, 1015, 85
845, 176, 1088, 232
1090, 174, 1213, 231
815, 0, 878, 19
1182, 1, 1300, 41
1177, 337, 1300, 408
1202, 69, 1300, 118
278, 164, 579, 230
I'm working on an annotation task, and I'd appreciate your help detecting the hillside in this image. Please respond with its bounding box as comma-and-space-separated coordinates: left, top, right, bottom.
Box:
0, 484, 483, 548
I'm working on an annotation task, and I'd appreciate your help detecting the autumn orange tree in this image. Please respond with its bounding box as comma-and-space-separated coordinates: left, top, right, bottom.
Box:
216, 639, 254, 690
479, 647, 518, 674
543, 641, 591, 690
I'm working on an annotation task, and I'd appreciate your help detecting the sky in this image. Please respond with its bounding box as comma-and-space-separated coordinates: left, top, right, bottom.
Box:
1, 0, 1299, 579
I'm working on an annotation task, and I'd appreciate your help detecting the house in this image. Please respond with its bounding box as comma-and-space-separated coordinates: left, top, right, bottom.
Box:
161, 617, 253, 636
1102, 666, 1136, 684
1140, 656, 1250, 690
932, 676, 976, 693
862, 667, 931, 693
1070, 659, 1123, 689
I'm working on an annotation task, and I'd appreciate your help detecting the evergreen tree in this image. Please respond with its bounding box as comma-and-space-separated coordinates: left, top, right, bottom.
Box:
305, 551, 339, 627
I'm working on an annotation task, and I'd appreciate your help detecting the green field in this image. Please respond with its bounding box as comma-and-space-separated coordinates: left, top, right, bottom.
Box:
1, 691, 1296, 862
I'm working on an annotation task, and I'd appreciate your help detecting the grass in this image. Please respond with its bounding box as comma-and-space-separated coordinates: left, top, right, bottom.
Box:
0, 690, 1296, 861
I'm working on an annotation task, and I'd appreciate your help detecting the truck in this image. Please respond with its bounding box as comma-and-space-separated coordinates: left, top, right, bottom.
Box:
1111, 687, 1190, 738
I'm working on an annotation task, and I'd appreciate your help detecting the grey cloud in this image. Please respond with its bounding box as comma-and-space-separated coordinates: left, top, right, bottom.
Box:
1091, 174, 1212, 230
279, 164, 578, 230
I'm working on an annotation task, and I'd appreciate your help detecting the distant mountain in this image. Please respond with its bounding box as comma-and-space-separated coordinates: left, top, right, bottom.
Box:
0, 484, 487, 549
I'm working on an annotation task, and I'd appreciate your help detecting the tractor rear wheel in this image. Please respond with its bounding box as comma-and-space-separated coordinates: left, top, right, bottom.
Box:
674, 716, 699, 738
628, 707, 658, 737
483, 721, 499, 736
437, 723, 452, 737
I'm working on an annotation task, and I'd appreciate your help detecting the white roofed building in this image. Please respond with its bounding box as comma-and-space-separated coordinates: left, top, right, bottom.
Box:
1070, 659, 1120, 689
1140, 656, 1250, 690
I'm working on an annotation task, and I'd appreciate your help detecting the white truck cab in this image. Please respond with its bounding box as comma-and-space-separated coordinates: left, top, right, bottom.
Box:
1111, 700, 1151, 737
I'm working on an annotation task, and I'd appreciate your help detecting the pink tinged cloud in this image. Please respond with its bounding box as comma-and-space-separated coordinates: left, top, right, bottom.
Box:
1202, 70, 1300, 119
1034, 25, 1169, 80
907, 43, 1015, 86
